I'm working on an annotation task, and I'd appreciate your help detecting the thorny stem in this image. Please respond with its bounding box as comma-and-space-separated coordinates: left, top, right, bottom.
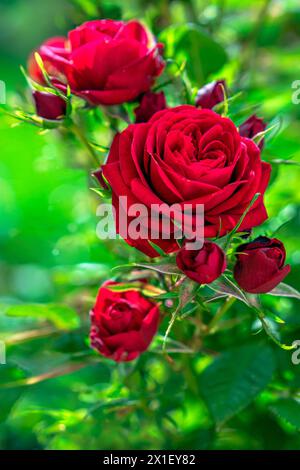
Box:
207, 296, 236, 333
71, 122, 100, 167
163, 307, 180, 352
1, 355, 100, 389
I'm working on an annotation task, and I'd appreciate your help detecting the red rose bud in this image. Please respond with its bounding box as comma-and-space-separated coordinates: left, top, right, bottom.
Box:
239, 115, 267, 149
176, 241, 226, 284
90, 281, 160, 362
29, 20, 164, 106
32, 90, 66, 120
134, 91, 167, 123
234, 236, 291, 294
195, 80, 227, 109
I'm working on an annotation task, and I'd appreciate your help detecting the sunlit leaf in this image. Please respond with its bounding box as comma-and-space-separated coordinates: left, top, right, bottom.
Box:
199, 342, 275, 424
6, 304, 80, 330
160, 24, 228, 84
268, 282, 300, 300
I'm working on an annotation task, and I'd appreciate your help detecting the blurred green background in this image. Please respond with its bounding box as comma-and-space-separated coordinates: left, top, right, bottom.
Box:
1, 0, 300, 450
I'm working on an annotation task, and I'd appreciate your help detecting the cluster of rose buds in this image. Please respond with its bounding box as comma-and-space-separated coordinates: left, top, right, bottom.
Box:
27, 18, 291, 362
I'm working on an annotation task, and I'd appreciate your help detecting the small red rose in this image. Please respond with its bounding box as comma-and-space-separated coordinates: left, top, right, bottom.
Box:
28, 37, 66, 85
90, 281, 160, 362
176, 241, 226, 284
234, 236, 291, 293
29, 20, 164, 106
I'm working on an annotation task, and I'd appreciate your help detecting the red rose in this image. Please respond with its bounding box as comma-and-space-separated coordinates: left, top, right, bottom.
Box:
28, 37, 66, 84
195, 80, 227, 109
239, 115, 266, 150
134, 91, 167, 123
100, 105, 271, 257
29, 20, 164, 106
32, 90, 66, 120
234, 236, 291, 293
90, 281, 160, 362
176, 241, 226, 284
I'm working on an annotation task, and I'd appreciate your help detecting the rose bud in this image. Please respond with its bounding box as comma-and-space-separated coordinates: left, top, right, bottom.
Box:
176, 241, 226, 285
195, 80, 227, 109
234, 236, 291, 293
29, 20, 164, 106
239, 115, 266, 149
90, 281, 160, 362
32, 90, 66, 120
134, 91, 167, 123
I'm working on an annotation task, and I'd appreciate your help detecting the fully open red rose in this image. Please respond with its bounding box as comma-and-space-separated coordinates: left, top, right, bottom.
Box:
90, 281, 160, 362
176, 241, 226, 284
234, 236, 291, 293
100, 105, 271, 257
28, 20, 164, 106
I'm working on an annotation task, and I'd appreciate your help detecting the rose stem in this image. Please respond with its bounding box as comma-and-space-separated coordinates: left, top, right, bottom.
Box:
71, 122, 100, 167
206, 296, 236, 333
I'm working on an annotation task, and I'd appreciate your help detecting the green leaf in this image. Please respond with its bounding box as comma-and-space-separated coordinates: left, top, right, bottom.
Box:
268, 282, 300, 300
256, 313, 294, 351
107, 282, 165, 297
270, 399, 300, 430
151, 292, 179, 300
199, 342, 275, 425
148, 240, 169, 257
6, 304, 80, 330
0, 388, 24, 423
20, 64, 67, 102
252, 122, 278, 147
0, 365, 27, 423
135, 262, 182, 276
207, 275, 250, 305
160, 24, 228, 84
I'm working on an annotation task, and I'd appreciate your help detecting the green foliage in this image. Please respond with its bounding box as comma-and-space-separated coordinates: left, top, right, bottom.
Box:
270, 398, 300, 431
5, 304, 80, 330
160, 24, 228, 85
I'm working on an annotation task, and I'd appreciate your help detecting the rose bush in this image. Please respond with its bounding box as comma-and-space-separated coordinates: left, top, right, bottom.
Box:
28, 20, 164, 106
90, 281, 160, 362
6, 1, 300, 451
100, 105, 271, 257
